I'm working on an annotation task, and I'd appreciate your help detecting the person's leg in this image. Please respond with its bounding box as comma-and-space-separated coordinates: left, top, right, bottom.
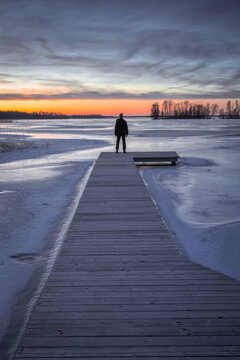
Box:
122, 135, 126, 152
116, 135, 120, 152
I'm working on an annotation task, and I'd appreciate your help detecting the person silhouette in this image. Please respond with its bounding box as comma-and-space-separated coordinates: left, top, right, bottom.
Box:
114, 113, 128, 153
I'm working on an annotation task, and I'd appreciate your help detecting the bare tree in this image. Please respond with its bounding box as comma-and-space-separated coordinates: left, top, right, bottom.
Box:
168, 100, 173, 117
226, 101, 232, 117
211, 103, 219, 116
234, 100, 240, 116
150, 100, 240, 119
162, 101, 168, 117
219, 108, 224, 117
150, 102, 160, 119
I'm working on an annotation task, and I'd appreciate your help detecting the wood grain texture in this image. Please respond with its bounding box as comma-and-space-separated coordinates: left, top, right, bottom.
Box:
15, 152, 240, 359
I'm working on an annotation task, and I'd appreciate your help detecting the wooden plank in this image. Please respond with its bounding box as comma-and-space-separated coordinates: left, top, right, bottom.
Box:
16, 345, 240, 357
36, 296, 240, 305
30, 311, 240, 320
20, 335, 240, 347
42, 285, 240, 292
15, 152, 240, 360
25, 322, 240, 337
39, 291, 240, 299
28, 317, 240, 327
32, 303, 240, 312
45, 279, 239, 286
47, 274, 237, 282
16, 358, 240, 360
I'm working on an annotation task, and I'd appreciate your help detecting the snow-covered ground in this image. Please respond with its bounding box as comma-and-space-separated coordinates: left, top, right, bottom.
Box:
0, 117, 239, 351
0, 119, 111, 351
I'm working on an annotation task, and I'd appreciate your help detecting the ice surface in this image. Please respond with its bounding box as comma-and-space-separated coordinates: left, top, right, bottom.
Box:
0, 120, 111, 349
139, 118, 240, 280
0, 117, 240, 351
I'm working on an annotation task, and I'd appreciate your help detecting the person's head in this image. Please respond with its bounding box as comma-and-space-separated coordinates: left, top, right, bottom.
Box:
119, 113, 123, 119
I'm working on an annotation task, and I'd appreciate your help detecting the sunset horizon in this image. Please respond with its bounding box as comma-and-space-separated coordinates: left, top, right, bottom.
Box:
0, 98, 233, 116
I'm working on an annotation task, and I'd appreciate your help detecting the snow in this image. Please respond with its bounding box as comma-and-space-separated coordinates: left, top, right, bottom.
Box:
139, 118, 240, 280
0, 117, 240, 349
0, 119, 111, 347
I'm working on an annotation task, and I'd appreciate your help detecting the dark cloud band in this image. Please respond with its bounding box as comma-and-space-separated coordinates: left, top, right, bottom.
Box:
1, 90, 240, 100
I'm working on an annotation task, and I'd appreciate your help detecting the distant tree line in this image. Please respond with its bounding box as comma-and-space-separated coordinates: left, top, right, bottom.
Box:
69, 114, 107, 118
151, 100, 240, 119
0, 110, 109, 120
151, 100, 218, 119
219, 100, 240, 118
0, 110, 68, 119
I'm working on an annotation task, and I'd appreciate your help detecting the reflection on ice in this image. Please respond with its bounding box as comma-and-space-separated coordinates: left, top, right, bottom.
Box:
0, 190, 16, 195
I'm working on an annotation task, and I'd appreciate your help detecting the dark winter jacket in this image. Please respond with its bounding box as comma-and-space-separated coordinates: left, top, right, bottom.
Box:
114, 118, 128, 136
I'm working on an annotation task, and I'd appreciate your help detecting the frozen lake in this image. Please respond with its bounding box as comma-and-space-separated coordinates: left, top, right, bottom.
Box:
0, 116, 240, 351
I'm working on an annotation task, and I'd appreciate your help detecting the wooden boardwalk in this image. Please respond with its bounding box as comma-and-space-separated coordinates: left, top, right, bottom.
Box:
15, 152, 240, 359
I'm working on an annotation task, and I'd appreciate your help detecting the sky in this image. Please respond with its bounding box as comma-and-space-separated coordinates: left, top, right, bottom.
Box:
0, 0, 240, 115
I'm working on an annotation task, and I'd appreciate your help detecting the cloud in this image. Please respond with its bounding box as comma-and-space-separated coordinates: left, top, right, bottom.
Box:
1, 88, 240, 101
0, 0, 239, 99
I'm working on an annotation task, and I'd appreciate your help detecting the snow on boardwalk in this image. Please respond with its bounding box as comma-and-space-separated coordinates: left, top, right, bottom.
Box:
15, 152, 240, 359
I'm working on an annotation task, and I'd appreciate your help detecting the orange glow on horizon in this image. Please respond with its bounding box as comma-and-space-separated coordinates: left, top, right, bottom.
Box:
0, 99, 229, 116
